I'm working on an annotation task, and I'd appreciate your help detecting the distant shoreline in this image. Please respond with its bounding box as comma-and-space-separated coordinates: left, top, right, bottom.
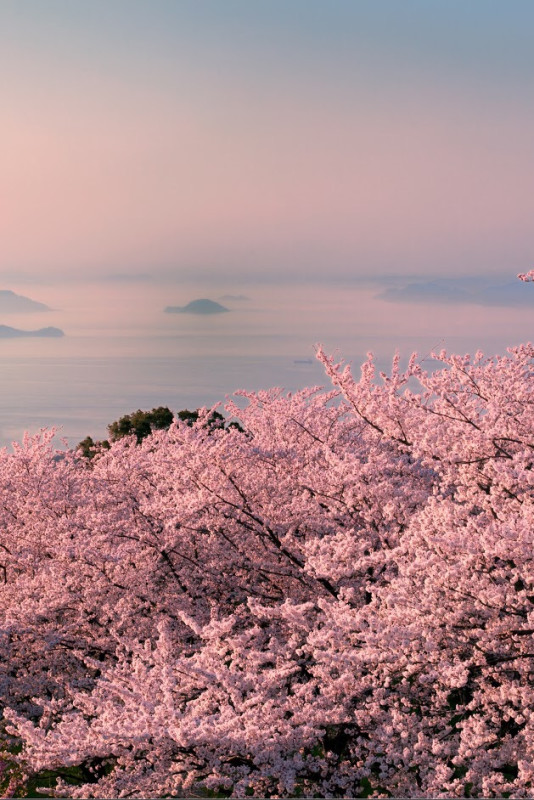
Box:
0, 325, 65, 338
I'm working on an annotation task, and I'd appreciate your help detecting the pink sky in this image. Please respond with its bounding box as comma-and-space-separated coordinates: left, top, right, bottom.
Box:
2, 2, 534, 286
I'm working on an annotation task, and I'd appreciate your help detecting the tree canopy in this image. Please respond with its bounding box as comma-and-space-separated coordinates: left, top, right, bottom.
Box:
107, 405, 174, 443
78, 407, 231, 458
1, 336, 534, 797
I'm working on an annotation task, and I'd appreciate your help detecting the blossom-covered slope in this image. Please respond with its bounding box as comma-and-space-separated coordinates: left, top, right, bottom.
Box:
1, 340, 534, 798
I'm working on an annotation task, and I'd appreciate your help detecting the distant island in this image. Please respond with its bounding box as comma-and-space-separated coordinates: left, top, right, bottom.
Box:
164, 299, 230, 315
0, 290, 51, 313
0, 326, 64, 338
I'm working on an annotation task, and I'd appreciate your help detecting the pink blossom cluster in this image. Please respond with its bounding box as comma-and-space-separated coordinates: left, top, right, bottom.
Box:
1, 342, 534, 797
517, 270, 534, 282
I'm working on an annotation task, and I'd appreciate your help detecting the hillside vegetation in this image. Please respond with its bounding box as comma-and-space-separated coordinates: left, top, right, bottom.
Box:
1, 332, 534, 797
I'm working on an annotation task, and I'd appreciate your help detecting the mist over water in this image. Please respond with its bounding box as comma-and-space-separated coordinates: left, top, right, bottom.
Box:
0, 279, 531, 449
3, 1, 534, 449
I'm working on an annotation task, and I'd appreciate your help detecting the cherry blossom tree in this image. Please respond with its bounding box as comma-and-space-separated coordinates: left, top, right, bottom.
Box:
1, 333, 534, 795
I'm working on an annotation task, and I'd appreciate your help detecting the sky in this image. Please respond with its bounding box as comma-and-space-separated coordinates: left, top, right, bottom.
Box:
1, 0, 534, 447
2, 0, 534, 290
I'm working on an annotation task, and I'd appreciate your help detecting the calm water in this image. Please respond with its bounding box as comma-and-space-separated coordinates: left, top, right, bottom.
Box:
0, 340, 329, 448
0, 281, 531, 449
0, 333, 521, 451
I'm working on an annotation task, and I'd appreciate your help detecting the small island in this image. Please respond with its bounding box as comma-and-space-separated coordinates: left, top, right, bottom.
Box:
0, 325, 65, 338
0, 290, 51, 313
164, 298, 230, 315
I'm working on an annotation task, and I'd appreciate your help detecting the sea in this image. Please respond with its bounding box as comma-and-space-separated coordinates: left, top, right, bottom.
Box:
0, 337, 330, 448
0, 281, 531, 450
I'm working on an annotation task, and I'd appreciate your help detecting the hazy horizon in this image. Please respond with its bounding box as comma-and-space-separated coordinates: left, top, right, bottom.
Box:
1, 1, 533, 446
